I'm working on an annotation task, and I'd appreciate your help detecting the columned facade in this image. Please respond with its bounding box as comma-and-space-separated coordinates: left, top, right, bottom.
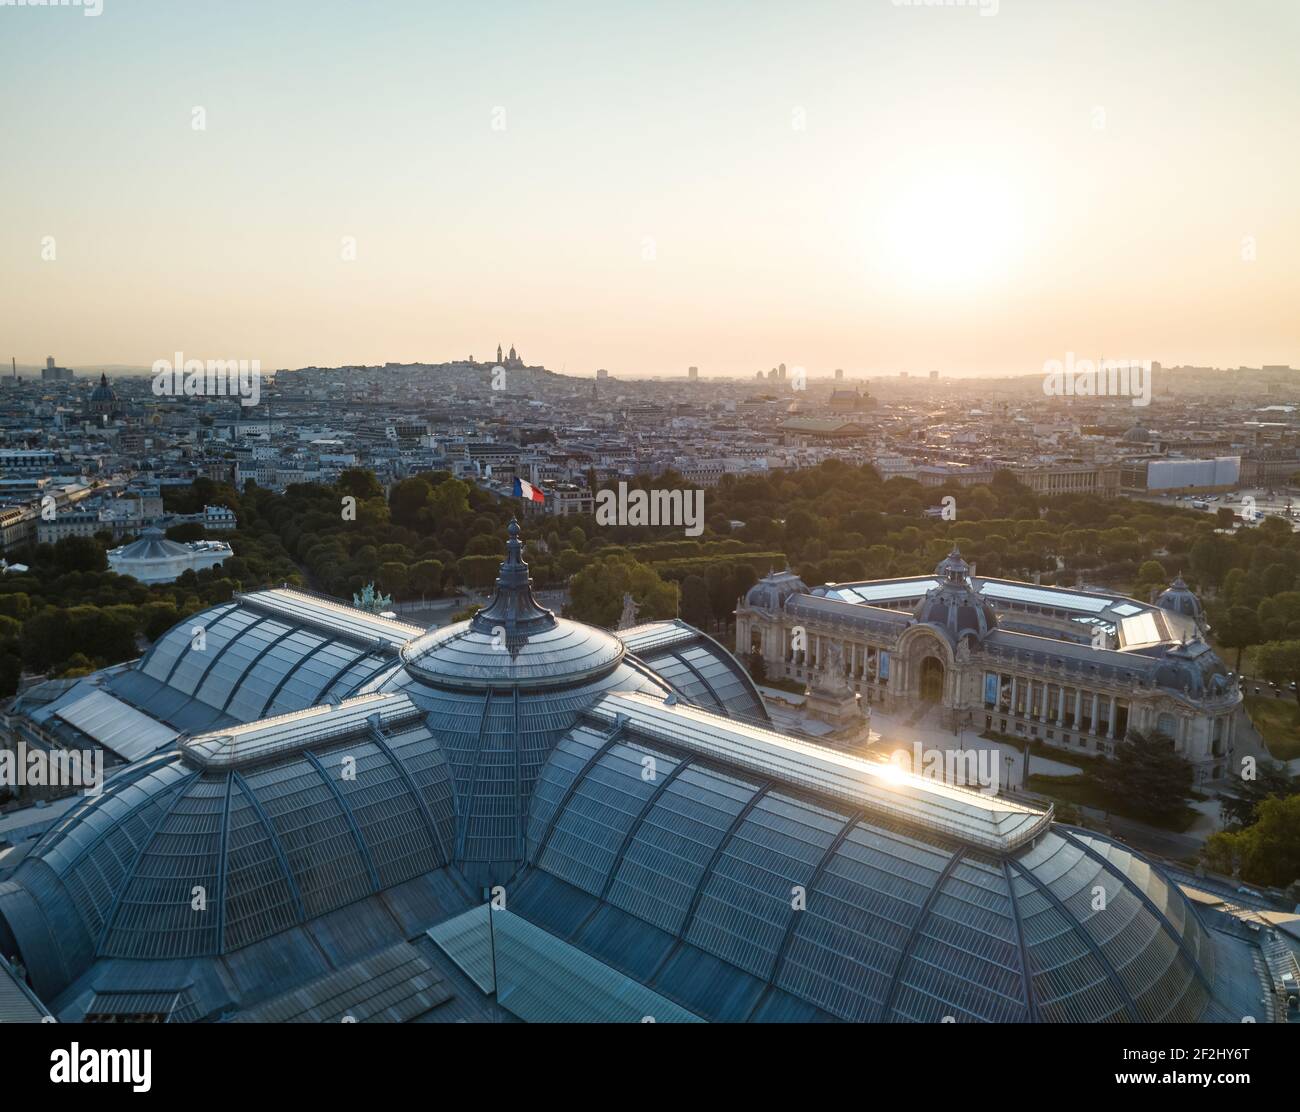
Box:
738, 557, 1243, 783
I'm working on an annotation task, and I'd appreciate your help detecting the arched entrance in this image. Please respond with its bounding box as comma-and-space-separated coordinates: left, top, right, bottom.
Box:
919, 656, 945, 703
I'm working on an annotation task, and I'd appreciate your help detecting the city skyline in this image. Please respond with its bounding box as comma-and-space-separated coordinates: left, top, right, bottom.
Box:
3, 0, 1298, 377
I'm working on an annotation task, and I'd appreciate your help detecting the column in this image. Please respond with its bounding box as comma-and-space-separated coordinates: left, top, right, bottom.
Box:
1107, 696, 1117, 739
1040, 682, 1050, 724
1056, 685, 1065, 726
1090, 693, 1099, 736
1010, 676, 1018, 718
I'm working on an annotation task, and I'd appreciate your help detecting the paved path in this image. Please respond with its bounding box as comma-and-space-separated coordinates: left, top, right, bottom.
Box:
854, 706, 1082, 791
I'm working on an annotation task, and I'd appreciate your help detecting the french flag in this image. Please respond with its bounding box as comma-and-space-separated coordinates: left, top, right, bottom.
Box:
513, 477, 546, 503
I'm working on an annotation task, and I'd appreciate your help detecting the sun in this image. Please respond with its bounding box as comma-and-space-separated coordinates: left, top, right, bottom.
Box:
875, 168, 1026, 292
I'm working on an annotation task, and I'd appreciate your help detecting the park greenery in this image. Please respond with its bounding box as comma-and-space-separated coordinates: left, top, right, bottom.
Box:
8, 461, 1300, 692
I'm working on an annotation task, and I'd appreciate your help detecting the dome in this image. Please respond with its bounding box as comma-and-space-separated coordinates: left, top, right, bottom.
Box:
401, 522, 625, 690
0, 526, 1228, 1025
0, 694, 461, 1002
1122, 423, 1152, 443
744, 569, 808, 611
1155, 575, 1202, 622
913, 546, 998, 643
376, 520, 667, 885
90, 372, 117, 402
112, 527, 189, 561
1152, 638, 1230, 698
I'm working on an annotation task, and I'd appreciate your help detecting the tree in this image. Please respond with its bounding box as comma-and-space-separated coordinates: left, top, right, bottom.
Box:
1135, 560, 1168, 596
1219, 759, 1297, 828
679, 575, 712, 630
1204, 794, 1300, 887
1256, 640, 1300, 705
456, 554, 501, 590
567, 554, 678, 629
53, 535, 107, 574
408, 560, 444, 597
166, 522, 205, 543
429, 478, 471, 523
1216, 606, 1261, 672
746, 649, 767, 685
1189, 535, 1231, 588
377, 562, 409, 597
1096, 729, 1193, 826
389, 477, 432, 526
337, 470, 384, 500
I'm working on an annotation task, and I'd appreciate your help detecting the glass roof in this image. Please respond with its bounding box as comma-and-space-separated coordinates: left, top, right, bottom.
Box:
619, 620, 768, 724
50, 688, 178, 762
584, 691, 1051, 853
978, 581, 1113, 613
428, 905, 703, 1023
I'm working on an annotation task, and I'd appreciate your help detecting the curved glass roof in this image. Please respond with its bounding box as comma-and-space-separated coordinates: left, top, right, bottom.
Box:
402, 522, 625, 690
517, 715, 1215, 1023
617, 620, 769, 724
109, 596, 401, 733
402, 619, 625, 690
379, 661, 668, 886
1, 695, 456, 982
0, 524, 1227, 1023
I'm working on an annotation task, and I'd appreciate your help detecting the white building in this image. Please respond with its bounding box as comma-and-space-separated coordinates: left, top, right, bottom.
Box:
107, 528, 231, 584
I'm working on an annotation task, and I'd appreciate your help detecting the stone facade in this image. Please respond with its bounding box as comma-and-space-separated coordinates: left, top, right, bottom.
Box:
737, 551, 1241, 783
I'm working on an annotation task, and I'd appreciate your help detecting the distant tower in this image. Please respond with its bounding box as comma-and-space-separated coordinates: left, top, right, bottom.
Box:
834, 368, 844, 380
46, 357, 55, 371
688, 366, 699, 380
496, 343, 503, 363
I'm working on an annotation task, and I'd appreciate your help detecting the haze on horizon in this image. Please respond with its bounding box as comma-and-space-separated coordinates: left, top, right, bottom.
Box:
2, 0, 1297, 379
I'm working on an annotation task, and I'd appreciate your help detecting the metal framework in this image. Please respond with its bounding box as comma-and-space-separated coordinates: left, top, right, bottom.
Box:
1006, 856, 1142, 1022
1056, 827, 1212, 994
303, 750, 382, 894
879, 846, 967, 1021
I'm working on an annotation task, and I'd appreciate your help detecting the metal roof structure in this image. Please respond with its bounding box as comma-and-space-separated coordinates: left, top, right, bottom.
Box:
428, 906, 703, 1023
0, 953, 50, 1022
582, 691, 1050, 853
617, 620, 769, 724
229, 942, 452, 1023
0, 523, 1228, 1024
53, 688, 179, 763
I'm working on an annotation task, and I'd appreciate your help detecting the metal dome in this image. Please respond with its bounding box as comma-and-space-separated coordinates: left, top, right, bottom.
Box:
913, 546, 998, 643
402, 521, 627, 690
0, 694, 459, 1000
378, 520, 668, 885
744, 569, 808, 612
1155, 575, 1203, 623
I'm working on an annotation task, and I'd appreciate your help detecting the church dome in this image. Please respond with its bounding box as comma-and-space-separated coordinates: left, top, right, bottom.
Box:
1122, 423, 1152, 443
913, 546, 998, 643
90, 372, 117, 403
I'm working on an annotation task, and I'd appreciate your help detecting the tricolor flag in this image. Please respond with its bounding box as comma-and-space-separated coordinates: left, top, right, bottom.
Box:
513, 477, 546, 503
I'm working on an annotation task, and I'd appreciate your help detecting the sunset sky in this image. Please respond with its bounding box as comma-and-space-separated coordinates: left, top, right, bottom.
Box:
2, 0, 1297, 377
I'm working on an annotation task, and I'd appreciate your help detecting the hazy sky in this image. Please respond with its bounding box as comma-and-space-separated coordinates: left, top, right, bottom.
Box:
2, 0, 1297, 378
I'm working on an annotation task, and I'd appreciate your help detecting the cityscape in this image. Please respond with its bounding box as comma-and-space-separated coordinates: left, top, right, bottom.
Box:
1, 0, 1297, 1090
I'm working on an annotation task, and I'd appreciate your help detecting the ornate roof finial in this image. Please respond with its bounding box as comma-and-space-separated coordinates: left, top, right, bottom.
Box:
471, 518, 555, 637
